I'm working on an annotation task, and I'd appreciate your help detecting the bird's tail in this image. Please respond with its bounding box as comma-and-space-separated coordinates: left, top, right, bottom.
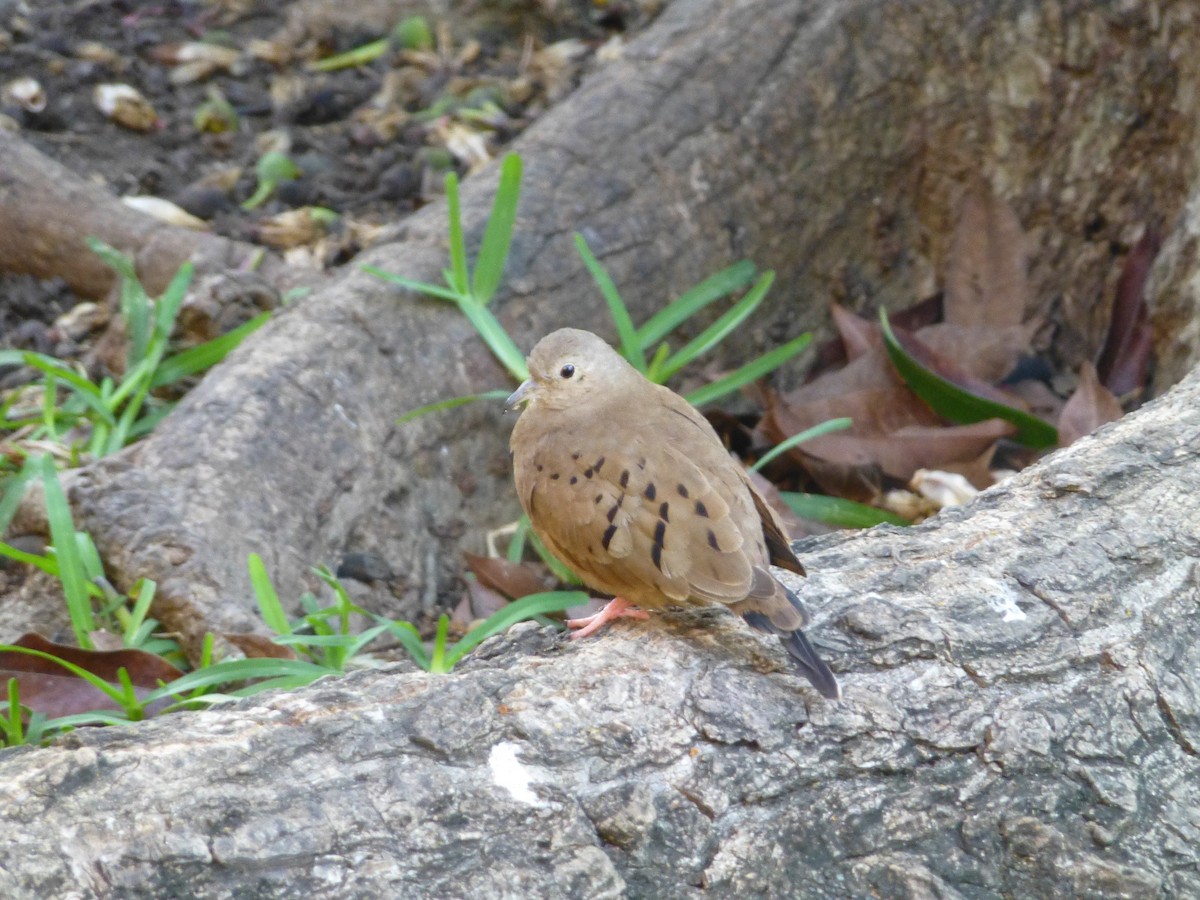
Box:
742, 604, 841, 701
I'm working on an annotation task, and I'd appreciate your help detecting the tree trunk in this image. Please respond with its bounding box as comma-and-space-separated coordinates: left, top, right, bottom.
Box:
2, 0, 1192, 648
1, 361, 1197, 897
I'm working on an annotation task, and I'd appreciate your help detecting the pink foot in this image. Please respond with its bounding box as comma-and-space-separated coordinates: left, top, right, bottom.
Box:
566, 597, 649, 639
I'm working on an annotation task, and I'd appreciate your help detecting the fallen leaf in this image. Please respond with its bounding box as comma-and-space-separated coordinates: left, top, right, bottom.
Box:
943, 177, 1031, 329
0, 633, 183, 719
1097, 229, 1159, 396
1058, 362, 1123, 446
224, 633, 296, 660
463, 552, 553, 600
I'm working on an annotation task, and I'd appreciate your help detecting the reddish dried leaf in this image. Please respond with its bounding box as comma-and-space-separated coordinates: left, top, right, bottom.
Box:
0, 633, 183, 719
1058, 362, 1124, 447
1005, 378, 1066, 424
806, 297, 942, 382
223, 633, 296, 660
943, 178, 1031, 328
0, 633, 182, 685
459, 579, 511, 626
830, 303, 878, 360
0, 670, 142, 718
916, 321, 1039, 383
1098, 230, 1159, 395
463, 552, 552, 600
798, 419, 1015, 482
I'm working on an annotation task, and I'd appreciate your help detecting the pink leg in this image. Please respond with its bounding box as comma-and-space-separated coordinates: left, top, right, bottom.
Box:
566, 597, 649, 640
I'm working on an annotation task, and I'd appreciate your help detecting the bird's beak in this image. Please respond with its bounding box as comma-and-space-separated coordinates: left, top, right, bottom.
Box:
505, 379, 533, 413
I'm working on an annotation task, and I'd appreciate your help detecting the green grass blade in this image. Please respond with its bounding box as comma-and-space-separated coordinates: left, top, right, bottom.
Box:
124, 579, 157, 646
18, 354, 115, 425
446, 172, 469, 294
152, 312, 270, 388
684, 332, 812, 407
40, 372, 59, 440
153, 262, 193, 339
0, 541, 57, 575
471, 153, 522, 304
3, 678, 24, 746
364, 266, 467, 302
397, 390, 510, 425
444, 590, 587, 669
247, 553, 291, 636
40, 456, 94, 647
637, 260, 757, 350
0, 456, 36, 536
879, 309, 1058, 448
147, 658, 332, 701
456, 300, 529, 381
658, 271, 775, 382
574, 233, 643, 371
780, 492, 911, 528
379, 619, 431, 671
529, 531, 583, 585
429, 614, 450, 673
124, 403, 174, 440
505, 516, 531, 563
751, 418, 853, 472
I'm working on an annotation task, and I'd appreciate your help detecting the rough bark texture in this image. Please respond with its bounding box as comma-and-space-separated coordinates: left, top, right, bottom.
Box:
6, 0, 1186, 644
0, 132, 306, 301
3, 0, 1200, 890
1, 363, 1198, 898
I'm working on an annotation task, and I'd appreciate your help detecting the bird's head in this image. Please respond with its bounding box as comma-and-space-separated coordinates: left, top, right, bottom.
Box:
505, 328, 638, 414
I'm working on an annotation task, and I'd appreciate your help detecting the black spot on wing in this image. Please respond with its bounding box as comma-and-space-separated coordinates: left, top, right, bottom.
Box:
707, 529, 720, 551
644, 483, 657, 501
651, 520, 667, 572
695, 501, 708, 518
619, 470, 630, 488
602, 524, 617, 551
676, 484, 689, 498
659, 502, 669, 522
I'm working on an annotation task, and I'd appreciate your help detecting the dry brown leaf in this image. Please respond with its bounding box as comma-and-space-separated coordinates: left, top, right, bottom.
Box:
830, 303, 879, 360
798, 419, 1015, 482
916, 320, 1040, 383
1097, 230, 1158, 397
1058, 362, 1123, 447
463, 552, 553, 600
943, 177, 1031, 329
0, 633, 184, 719
224, 633, 297, 660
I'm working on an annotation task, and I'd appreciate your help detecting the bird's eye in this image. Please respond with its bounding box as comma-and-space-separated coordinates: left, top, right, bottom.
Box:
559, 364, 575, 379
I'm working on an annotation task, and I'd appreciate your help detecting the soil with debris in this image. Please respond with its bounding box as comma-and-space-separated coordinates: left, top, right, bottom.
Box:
0, 0, 652, 341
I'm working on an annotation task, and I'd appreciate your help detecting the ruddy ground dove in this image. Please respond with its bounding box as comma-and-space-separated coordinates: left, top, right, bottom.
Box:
506, 328, 840, 700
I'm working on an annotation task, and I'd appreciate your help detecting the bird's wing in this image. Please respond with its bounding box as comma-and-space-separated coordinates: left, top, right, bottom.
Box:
514, 414, 759, 609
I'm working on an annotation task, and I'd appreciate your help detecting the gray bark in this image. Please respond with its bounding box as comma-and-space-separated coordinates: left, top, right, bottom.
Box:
1, 362, 1197, 898
1, 0, 1194, 645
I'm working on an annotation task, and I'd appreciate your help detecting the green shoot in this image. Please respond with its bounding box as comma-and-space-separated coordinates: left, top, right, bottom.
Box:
751, 418, 854, 472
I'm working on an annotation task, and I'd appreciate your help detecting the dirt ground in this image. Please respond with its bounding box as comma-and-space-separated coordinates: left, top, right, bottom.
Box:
0, 0, 650, 342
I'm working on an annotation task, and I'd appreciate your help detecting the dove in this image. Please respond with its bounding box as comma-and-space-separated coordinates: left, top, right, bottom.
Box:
506, 328, 840, 699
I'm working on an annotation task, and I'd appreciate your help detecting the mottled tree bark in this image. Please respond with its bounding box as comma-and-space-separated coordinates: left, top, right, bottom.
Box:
0, 361, 1197, 897
2, 0, 1193, 648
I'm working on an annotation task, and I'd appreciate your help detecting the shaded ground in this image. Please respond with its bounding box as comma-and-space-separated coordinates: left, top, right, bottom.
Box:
0, 0, 648, 338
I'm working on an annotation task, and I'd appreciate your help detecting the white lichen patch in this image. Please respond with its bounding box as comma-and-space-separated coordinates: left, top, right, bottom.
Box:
488, 742, 541, 806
